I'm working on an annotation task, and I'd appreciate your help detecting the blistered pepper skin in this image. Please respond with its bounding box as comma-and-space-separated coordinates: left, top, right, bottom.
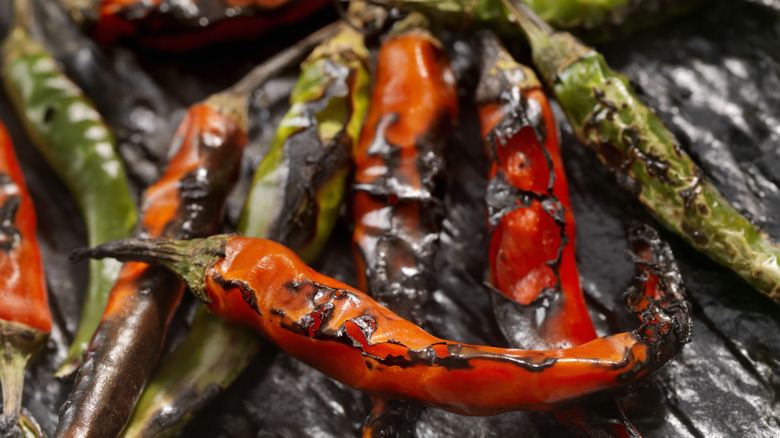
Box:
76, 227, 691, 416
503, 0, 780, 303
54, 100, 247, 438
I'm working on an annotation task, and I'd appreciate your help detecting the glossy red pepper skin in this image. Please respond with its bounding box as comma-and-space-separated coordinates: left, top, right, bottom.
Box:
76, 225, 691, 416
477, 34, 640, 437
54, 98, 247, 438
351, 23, 458, 436
0, 118, 50, 436
68, 0, 332, 51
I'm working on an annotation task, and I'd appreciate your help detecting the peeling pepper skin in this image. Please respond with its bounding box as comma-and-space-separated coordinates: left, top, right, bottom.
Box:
503, 0, 780, 303
477, 33, 640, 438
1, 0, 138, 377
54, 97, 247, 438
0, 118, 51, 437
76, 228, 691, 416
67, 0, 332, 51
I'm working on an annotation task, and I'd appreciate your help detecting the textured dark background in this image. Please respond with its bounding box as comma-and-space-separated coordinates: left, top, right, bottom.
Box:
0, 0, 778, 436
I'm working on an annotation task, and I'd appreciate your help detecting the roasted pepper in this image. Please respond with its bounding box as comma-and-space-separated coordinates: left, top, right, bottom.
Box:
121, 18, 371, 438
477, 32, 639, 437
0, 118, 50, 438
74, 225, 690, 415
1, 0, 138, 377
53, 94, 247, 438
502, 0, 780, 303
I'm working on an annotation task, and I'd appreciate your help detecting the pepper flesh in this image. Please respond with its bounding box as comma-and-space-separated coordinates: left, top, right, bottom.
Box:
54, 96, 247, 438
352, 19, 458, 436
75, 228, 691, 415
477, 32, 639, 437
502, 0, 780, 303
121, 21, 371, 438
0, 0, 138, 377
0, 118, 50, 437
67, 0, 333, 51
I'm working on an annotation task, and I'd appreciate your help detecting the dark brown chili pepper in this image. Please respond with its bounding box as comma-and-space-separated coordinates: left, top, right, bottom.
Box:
65, 0, 334, 51
73, 225, 691, 416
351, 14, 458, 436
0, 117, 50, 438
54, 95, 247, 438
477, 32, 640, 438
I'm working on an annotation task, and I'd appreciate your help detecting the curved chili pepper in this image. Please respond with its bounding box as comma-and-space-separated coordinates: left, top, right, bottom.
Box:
53, 94, 247, 438
73, 226, 691, 416
502, 0, 780, 303
121, 21, 371, 438
373, 0, 703, 43
0, 0, 138, 377
477, 32, 640, 438
0, 118, 50, 438
351, 16, 458, 436
66, 0, 333, 51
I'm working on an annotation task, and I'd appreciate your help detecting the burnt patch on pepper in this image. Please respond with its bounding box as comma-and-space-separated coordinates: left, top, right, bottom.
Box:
0, 174, 21, 252
213, 273, 261, 316
681, 222, 709, 246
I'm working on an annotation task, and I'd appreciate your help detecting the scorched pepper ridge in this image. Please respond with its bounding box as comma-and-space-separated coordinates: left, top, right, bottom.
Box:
54, 95, 247, 438
351, 15, 458, 436
0, 118, 50, 438
73, 229, 692, 415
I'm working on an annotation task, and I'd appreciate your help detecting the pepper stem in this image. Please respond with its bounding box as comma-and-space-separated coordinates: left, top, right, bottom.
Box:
69, 235, 234, 304
499, 0, 590, 85
0, 320, 47, 434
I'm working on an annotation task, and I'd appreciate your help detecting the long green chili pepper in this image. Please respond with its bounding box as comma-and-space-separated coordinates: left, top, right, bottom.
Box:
372, 0, 702, 42
501, 0, 780, 303
1, 0, 137, 377
121, 19, 371, 438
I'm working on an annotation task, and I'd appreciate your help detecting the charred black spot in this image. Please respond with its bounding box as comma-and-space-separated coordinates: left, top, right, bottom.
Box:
213, 273, 261, 315
697, 203, 709, 216
0, 175, 22, 252
678, 171, 703, 211
43, 106, 56, 124
270, 308, 285, 317
642, 153, 673, 184
365, 361, 374, 370
681, 222, 709, 246
593, 88, 619, 118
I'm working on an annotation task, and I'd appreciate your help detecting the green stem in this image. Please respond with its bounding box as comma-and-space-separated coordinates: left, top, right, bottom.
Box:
0, 320, 47, 422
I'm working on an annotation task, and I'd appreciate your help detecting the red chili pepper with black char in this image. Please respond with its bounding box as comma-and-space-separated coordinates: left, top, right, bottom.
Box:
351, 16, 458, 436
0, 118, 50, 437
67, 0, 333, 51
476, 32, 642, 437
54, 96, 247, 438
74, 223, 691, 416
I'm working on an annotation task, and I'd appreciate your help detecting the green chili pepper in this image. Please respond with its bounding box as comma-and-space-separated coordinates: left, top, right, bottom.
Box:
501, 0, 780, 303
121, 21, 371, 438
1, 0, 137, 377
373, 0, 702, 42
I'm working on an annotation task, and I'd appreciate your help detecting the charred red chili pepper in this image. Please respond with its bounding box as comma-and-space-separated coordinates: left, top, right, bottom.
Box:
74, 225, 691, 416
66, 0, 333, 51
351, 15, 458, 436
54, 95, 247, 438
477, 32, 640, 437
0, 118, 50, 437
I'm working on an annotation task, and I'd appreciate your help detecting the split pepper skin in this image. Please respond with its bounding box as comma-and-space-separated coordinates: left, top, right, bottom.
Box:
74, 227, 691, 416
121, 21, 371, 438
54, 95, 247, 438
0, 118, 51, 438
65, 0, 333, 51
476, 32, 640, 438
502, 0, 780, 304
0, 0, 138, 377
351, 17, 458, 437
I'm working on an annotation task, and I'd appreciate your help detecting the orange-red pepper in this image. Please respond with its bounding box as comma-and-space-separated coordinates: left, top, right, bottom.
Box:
54, 97, 247, 438
0, 118, 50, 435
74, 226, 691, 417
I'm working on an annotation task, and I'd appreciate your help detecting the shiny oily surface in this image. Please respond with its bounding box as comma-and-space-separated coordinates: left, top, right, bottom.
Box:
0, 0, 778, 436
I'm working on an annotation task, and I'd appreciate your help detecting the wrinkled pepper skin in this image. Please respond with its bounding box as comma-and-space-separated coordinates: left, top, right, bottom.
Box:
0, 118, 50, 437
66, 0, 332, 51
54, 97, 247, 438
351, 21, 458, 437
121, 24, 371, 438
0, 9, 138, 377
77, 227, 691, 416
503, 0, 780, 303
378, 0, 702, 43
476, 33, 639, 438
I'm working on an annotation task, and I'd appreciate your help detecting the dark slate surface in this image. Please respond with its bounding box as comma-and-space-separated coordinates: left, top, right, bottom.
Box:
0, 0, 778, 437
